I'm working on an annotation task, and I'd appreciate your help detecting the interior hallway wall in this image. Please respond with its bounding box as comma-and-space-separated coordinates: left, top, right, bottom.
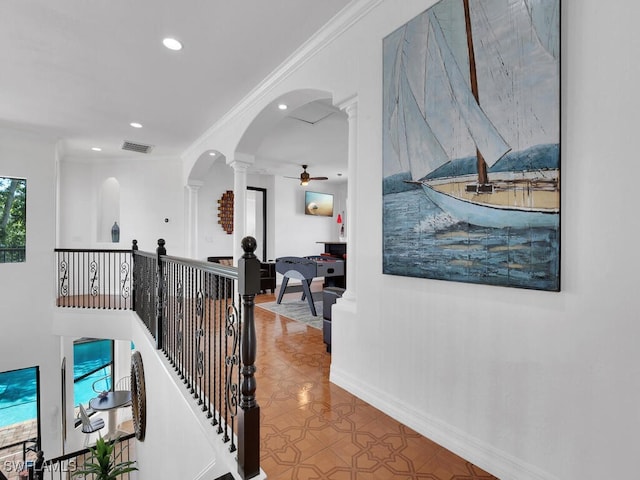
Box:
179, 0, 640, 478
195, 160, 234, 260
58, 156, 185, 255
0, 127, 60, 458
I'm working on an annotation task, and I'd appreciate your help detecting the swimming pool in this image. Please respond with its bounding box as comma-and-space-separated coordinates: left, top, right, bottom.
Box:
0, 339, 112, 428
0, 367, 37, 428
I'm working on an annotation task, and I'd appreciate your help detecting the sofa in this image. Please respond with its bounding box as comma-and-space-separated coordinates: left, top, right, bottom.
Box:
322, 286, 345, 353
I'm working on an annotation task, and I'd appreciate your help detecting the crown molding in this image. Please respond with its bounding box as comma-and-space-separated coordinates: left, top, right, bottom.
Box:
183, 0, 383, 163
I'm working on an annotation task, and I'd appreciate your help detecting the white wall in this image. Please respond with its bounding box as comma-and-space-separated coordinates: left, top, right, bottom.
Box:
334, 1, 640, 479
180, 0, 640, 478
128, 314, 239, 480
272, 177, 346, 260
247, 173, 276, 261
195, 162, 347, 265
58, 156, 185, 255
51, 309, 239, 479
0, 127, 60, 458
196, 159, 235, 260
52, 311, 135, 454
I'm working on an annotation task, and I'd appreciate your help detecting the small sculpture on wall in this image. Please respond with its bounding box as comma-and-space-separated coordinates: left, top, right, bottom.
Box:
217, 190, 234, 234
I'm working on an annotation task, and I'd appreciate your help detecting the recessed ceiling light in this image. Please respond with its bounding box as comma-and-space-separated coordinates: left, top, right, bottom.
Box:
209, 152, 216, 156
130, 122, 143, 128
278, 104, 288, 110
91, 147, 102, 152
162, 37, 183, 51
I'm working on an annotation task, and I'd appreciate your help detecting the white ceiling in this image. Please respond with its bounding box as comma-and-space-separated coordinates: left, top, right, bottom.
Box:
0, 0, 351, 180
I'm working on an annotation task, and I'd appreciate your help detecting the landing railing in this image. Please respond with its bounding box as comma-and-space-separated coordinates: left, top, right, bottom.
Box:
55, 247, 133, 309
0, 437, 38, 480
54, 237, 262, 479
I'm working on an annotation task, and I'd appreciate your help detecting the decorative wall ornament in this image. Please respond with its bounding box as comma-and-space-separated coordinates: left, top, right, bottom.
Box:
382, 0, 560, 291
111, 221, 120, 243
130, 351, 147, 441
217, 190, 234, 234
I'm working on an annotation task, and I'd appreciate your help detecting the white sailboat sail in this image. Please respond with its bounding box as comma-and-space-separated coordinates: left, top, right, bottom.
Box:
400, 69, 449, 180
426, 9, 511, 169
386, 26, 409, 173
524, 0, 560, 60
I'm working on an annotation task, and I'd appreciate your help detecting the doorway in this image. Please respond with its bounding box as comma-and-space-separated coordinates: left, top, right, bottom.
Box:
246, 187, 267, 261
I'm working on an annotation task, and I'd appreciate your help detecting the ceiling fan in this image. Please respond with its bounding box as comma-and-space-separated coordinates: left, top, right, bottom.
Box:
286, 165, 328, 186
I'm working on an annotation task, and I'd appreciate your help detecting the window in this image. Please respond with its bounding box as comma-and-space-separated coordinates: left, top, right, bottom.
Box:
73, 338, 113, 408
0, 177, 26, 263
0, 366, 38, 429
0, 366, 40, 468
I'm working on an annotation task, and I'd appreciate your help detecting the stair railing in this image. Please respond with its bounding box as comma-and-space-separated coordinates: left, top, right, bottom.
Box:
132, 237, 261, 479
54, 236, 261, 479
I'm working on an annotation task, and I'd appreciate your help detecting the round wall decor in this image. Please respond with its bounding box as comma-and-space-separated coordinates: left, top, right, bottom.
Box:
130, 351, 147, 441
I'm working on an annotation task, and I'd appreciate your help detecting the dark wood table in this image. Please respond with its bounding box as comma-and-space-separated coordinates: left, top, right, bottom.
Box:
89, 391, 131, 438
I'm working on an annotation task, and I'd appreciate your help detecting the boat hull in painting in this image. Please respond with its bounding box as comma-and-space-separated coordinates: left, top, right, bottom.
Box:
421, 172, 560, 229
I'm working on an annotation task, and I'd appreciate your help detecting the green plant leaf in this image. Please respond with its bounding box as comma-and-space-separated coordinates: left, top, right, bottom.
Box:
71, 436, 138, 480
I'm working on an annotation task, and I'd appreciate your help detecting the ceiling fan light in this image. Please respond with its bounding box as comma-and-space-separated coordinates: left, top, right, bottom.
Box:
300, 180, 309, 186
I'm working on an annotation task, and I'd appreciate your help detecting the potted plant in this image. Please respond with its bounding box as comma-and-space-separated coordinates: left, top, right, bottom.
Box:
72, 436, 137, 480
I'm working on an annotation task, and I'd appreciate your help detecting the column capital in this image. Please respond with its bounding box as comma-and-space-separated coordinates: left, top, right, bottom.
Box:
186, 180, 204, 190
337, 94, 358, 117
229, 152, 254, 171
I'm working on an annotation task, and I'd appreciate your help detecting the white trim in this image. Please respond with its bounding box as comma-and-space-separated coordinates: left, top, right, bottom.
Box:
182, 0, 384, 162
329, 366, 559, 480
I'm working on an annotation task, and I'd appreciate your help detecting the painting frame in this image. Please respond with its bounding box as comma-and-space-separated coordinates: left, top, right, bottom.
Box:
382, 0, 560, 291
305, 191, 334, 217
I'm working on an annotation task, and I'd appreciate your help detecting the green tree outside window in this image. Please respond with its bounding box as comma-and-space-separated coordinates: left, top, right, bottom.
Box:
0, 177, 26, 263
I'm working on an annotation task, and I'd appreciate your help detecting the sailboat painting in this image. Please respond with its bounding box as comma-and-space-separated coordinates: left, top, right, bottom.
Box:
382, 0, 560, 291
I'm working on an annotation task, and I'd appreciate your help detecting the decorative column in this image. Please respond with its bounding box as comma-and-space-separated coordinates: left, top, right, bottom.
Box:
229, 155, 254, 264
339, 96, 358, 302
186, 181, 203, 259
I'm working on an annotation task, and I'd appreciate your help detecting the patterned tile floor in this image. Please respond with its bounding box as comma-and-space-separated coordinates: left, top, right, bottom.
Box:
255, 291, 498, 480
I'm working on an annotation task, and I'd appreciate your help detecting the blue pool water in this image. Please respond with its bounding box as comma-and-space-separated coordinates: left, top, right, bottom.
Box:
0, 367, 37, 428
0, 339, 112, 428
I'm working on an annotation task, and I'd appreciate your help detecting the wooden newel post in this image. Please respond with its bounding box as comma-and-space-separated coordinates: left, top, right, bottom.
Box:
237, 236, 261, 479
156, 238, 166, 350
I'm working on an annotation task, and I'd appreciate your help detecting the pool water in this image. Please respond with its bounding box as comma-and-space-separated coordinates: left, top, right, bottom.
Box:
0, 339, 112, 428
0, 367, 37, 428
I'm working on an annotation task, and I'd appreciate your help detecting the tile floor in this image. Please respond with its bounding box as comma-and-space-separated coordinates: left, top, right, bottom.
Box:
2, 289, 498, 479
254, 291, 498, 480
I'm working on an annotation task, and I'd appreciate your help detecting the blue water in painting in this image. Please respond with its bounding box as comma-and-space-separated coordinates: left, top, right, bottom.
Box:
383, 189, 559, 291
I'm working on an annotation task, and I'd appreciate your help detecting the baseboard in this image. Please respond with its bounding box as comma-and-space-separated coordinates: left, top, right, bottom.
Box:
329, 366, 558, 480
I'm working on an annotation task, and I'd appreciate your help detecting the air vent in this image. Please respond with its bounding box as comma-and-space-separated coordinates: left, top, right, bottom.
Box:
121, 141, 154, 154
288, 100, 337, 125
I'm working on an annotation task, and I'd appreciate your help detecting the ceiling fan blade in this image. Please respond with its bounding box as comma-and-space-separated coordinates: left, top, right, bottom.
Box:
284, 176, 300, 180
309, 176, 329, 181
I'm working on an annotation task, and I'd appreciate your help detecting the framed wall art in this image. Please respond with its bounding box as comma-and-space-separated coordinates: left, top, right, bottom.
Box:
304, 191, 334, 217
382, 0, 560, 291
